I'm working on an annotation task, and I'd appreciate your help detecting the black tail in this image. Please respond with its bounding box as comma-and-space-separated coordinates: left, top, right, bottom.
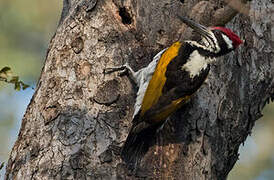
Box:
121, 124, 158, 169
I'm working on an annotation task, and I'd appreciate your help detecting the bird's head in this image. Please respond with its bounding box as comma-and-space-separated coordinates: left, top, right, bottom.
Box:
178, 16, 243, 56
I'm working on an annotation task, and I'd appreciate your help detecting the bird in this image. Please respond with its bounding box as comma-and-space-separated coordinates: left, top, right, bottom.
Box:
104, 16, 243, 169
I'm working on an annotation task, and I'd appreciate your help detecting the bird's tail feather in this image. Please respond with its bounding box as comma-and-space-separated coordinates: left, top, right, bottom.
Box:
121, 125, 158, 169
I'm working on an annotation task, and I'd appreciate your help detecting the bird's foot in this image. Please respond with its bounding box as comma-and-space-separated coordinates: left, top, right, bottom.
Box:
104, 65, 128, 76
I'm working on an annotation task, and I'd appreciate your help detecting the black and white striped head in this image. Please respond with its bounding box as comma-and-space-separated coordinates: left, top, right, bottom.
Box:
178, 16, 243, 56
209, 26, 243, 55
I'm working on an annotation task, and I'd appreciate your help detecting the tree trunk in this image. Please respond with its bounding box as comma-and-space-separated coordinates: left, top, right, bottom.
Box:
5, 0, 274, 179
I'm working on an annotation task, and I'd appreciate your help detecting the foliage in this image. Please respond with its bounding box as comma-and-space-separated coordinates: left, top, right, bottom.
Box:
0, 67, 30, 91
0, 0, 62, 178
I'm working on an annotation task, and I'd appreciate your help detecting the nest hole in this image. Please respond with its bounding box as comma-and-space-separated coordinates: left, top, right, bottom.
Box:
119, 7, 132, 25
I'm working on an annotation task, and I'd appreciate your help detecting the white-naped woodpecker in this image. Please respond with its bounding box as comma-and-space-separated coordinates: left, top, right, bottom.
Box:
104, 16, 243, 169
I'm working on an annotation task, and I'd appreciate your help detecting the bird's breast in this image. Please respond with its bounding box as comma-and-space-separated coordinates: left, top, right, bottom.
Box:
181, 50, 209, 79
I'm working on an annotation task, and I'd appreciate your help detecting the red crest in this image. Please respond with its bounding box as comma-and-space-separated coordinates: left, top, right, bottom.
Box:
211, 27, 243, 48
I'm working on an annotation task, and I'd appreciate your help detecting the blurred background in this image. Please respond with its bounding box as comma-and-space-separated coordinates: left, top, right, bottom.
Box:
0, 0, 273, 179
0, 0, 62, 178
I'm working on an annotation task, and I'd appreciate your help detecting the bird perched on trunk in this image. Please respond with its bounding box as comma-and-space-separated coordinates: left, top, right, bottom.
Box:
104, 16, 243, 169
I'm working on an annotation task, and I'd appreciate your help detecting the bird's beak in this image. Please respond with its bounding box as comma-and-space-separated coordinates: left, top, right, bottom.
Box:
178, 15, 213, 42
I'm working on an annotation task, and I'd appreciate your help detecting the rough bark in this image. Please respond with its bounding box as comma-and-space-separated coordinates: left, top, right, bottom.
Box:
5, 0, 274, 179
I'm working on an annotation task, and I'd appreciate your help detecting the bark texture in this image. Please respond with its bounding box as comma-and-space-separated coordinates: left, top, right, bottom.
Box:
5, 0, 274, 179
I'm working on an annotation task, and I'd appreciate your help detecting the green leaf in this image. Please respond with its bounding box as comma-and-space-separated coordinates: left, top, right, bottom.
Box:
0, 76, 7, 82
22, 82, 30, 90
14, 81, 21, 91
0, 67, 11, 74
0, 66, 12, 79
10, 76, 19, 83
0, 73, 8, 79
0, 67, 30, 91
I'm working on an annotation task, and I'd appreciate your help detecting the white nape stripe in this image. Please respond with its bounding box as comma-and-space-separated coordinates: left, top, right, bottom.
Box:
185, 40, 208, 51
186, 31, 221, 53
132, 48, 167, 117
182, 50, 208, 78
186, 39, 220, 53
209, 31, 221, 52
222, 34, 233, 49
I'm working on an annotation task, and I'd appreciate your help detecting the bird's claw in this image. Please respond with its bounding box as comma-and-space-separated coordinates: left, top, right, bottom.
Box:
117, 68, 128, 76
103, 66, 128, 76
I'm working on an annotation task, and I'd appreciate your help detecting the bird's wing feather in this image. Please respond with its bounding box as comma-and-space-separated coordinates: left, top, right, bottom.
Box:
135, 86, 191, 129
139, 42, 182, 117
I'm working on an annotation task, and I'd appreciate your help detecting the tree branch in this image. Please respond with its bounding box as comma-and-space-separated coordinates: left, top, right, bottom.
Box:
213, 0, 250, 26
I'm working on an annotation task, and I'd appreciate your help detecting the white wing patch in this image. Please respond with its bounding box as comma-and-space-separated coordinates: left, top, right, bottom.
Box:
132, 48, 167, 118
182, 50, 208, 78
222, 34, 233, 49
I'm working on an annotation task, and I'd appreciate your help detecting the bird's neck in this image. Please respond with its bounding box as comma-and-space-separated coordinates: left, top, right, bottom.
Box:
185, 40, 218, 62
